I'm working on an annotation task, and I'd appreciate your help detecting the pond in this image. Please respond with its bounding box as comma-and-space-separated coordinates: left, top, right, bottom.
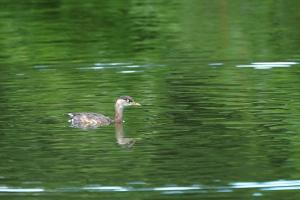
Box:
1, 1, 300, 199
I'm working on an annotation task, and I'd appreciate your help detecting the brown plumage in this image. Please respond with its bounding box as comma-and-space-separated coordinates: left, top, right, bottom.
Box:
68, 96, 140, 129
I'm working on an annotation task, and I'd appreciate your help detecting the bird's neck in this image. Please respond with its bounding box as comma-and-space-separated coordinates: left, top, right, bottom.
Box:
114, 104, 124, 123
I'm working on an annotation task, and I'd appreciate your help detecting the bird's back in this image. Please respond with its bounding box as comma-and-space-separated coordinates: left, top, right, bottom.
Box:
68, 112, 113, 128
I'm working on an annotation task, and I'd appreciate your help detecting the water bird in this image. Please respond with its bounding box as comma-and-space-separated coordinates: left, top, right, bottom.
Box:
68, 96, 141, 129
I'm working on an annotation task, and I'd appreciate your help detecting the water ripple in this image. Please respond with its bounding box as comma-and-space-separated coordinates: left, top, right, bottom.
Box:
77, 63, 164, 70
0, 186, 44, 193
1, 180, 300, 194
118, 70, 144, 74
236, 61, 298, 69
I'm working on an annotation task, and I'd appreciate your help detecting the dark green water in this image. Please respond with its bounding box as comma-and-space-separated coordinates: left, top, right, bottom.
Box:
1, 1, 300, 199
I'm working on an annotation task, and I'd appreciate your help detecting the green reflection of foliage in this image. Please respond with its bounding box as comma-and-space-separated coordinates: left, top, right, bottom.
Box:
1, 1, 300, 197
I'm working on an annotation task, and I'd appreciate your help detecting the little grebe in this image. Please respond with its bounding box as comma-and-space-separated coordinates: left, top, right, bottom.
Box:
68, 96, 140, 128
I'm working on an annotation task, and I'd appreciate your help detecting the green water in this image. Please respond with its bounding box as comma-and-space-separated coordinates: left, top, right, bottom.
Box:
1, 1, 300, 199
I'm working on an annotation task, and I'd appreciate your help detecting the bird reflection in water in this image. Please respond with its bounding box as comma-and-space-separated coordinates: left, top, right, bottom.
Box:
115, 123, 135, 148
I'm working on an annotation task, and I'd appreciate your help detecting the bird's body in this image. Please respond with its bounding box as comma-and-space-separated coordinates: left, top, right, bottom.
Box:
68, 96, 140, 129
68, 112, 113, 128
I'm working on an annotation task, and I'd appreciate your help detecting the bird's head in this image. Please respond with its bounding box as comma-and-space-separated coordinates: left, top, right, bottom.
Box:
116, 96, 141, 108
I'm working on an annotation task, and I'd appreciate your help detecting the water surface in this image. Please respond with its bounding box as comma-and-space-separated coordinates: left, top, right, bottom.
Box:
1, 1, 300, 199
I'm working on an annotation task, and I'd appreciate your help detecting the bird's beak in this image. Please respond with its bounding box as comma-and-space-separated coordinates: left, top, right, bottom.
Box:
133, 102, 141, 106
